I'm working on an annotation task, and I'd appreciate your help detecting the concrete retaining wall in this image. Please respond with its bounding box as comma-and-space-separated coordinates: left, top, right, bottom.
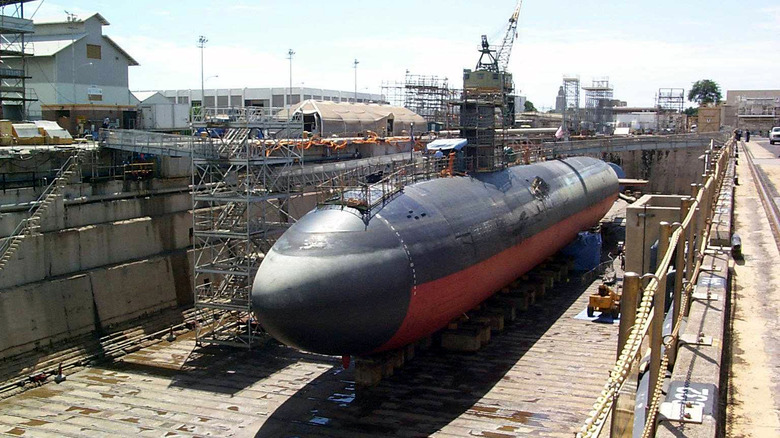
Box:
0, 211, 192, 290
0, 190, 190, 237
0, 251, 194, 360
0, 274, 95, 357
0, 176, 190, 208
606, 147, 708, 195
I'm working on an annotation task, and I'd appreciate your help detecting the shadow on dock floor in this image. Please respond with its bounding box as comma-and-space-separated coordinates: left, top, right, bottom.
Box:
254, 279, 591, 437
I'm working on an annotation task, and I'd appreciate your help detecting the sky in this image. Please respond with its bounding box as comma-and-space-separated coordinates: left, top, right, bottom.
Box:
23, 0, 780, 110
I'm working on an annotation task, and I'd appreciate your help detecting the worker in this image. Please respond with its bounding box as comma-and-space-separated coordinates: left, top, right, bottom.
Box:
433, 149, 444, 159
745, 130, 750, 142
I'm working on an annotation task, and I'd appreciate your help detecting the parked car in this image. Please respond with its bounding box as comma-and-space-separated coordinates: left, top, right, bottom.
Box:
770, 127, 780, 145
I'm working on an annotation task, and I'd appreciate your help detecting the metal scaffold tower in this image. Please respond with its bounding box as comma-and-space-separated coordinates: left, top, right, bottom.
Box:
191, 107, 303, 348
656, 88, 685, 112
656, 88, 686, 133
381, 72, 460, 130
582, 77, 614, 134
562, 75, 580, 133
0, 1, 36, 120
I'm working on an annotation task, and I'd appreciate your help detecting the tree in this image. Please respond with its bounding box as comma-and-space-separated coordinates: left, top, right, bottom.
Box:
688, 80, 722, 106
683, 107, 698, 117
524, 100, 537, 112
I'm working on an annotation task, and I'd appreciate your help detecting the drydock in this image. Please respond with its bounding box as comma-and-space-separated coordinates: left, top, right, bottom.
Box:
0, 270, 620, 437
2, 1, 777, 437
0, 128, 749, 438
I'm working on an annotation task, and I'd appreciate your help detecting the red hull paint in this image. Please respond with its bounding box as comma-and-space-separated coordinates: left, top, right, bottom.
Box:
375, 194, 617, 353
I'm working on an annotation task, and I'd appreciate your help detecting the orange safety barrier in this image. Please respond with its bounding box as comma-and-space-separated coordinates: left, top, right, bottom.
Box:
261, 134, 418, 156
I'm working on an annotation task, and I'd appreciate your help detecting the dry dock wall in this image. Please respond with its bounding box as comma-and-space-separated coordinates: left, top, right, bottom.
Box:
607, 148, 707, 195
0, 181, 195, 360
0, 254, 194, 358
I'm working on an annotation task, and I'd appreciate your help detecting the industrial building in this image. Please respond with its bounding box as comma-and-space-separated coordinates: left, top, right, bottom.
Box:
131, 91, 190, 131
5, 12, 138, 134
721, 89, 780, 133
155, 87, 385, 114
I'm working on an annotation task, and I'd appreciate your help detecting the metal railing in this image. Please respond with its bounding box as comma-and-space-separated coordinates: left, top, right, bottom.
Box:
105, 129, 194, 157
0, 149, 88, 271
576, 137, 733, 438
315, 156, 457, 221
191, 106, 303, 127
545, 132, 728, 158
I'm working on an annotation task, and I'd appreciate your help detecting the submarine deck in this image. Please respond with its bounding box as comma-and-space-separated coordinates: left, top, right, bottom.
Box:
0, 270, 620, 437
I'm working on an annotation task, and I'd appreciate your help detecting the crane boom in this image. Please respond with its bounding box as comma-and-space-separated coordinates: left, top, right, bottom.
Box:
495, 0, 523, 72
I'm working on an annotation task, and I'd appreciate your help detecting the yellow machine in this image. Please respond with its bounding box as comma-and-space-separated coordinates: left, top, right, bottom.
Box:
587, 284, 621, 318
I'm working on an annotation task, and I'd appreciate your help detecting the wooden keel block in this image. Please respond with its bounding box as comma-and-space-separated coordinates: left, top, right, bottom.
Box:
354, 359, 383, 387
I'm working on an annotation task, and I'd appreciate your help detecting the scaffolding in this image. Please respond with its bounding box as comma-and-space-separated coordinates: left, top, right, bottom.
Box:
381, 72, 460, 130
458, 39, 513, 172
0, 1, 36, 121
582, 77, 614, 134
737, 96, 778, 117
562, 75, 580, 133
656, 88, 684, 112
654, 88, 685, 133
190, 107, 303, 348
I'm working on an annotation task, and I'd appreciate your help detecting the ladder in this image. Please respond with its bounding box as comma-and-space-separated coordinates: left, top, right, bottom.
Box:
0, 149, 88, 271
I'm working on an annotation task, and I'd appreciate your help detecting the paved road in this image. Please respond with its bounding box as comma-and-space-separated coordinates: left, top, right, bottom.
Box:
726, 137, 780, 437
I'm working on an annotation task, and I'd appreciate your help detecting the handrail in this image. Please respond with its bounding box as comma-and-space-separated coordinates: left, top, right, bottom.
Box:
315, 156, 453, 222
0, 149, 87, 271
576, 137, 733, 438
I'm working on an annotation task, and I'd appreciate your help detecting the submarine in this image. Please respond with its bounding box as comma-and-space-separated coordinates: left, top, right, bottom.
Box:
251, 156, 619, 356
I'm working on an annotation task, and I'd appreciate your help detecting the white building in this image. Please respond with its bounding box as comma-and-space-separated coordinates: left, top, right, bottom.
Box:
153, 87, 386, 113
131, 91, 189, 131
7, 13, 138, 133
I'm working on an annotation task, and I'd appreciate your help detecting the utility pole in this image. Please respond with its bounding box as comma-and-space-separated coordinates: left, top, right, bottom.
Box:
287, 49, 295, 111
353, 59, 359, 103
198, 35, 208, 112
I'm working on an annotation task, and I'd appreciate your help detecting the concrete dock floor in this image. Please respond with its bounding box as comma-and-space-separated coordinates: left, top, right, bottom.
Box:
0, 276, 619, 438
726, 138, 780, 437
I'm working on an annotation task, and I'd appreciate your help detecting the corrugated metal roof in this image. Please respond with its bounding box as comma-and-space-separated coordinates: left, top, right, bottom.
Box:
30, 34, 86, 56
35, 13, 110, 26
25, 33, 138, 66
132, 91, 161, 103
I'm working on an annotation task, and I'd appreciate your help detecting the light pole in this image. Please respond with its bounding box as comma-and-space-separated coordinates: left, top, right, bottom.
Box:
198, 35, 207, 111
287, 49, 295, 111
65, 11, 78, 105
353, 59, 359, 103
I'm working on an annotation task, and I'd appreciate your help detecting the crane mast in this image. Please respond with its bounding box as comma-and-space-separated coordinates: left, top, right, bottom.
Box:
496, 0, 523, 72
459, 0, 524, 172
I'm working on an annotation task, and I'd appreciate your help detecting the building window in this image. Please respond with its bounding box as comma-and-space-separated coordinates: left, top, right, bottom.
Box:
86, 44, 102, 59
177, 96, 189, 104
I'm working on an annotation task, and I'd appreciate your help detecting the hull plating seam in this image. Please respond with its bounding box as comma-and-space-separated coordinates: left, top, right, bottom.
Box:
376, 193, 617, 352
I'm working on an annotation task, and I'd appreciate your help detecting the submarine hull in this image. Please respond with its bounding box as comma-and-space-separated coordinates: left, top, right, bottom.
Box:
252, 157, 619, 355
